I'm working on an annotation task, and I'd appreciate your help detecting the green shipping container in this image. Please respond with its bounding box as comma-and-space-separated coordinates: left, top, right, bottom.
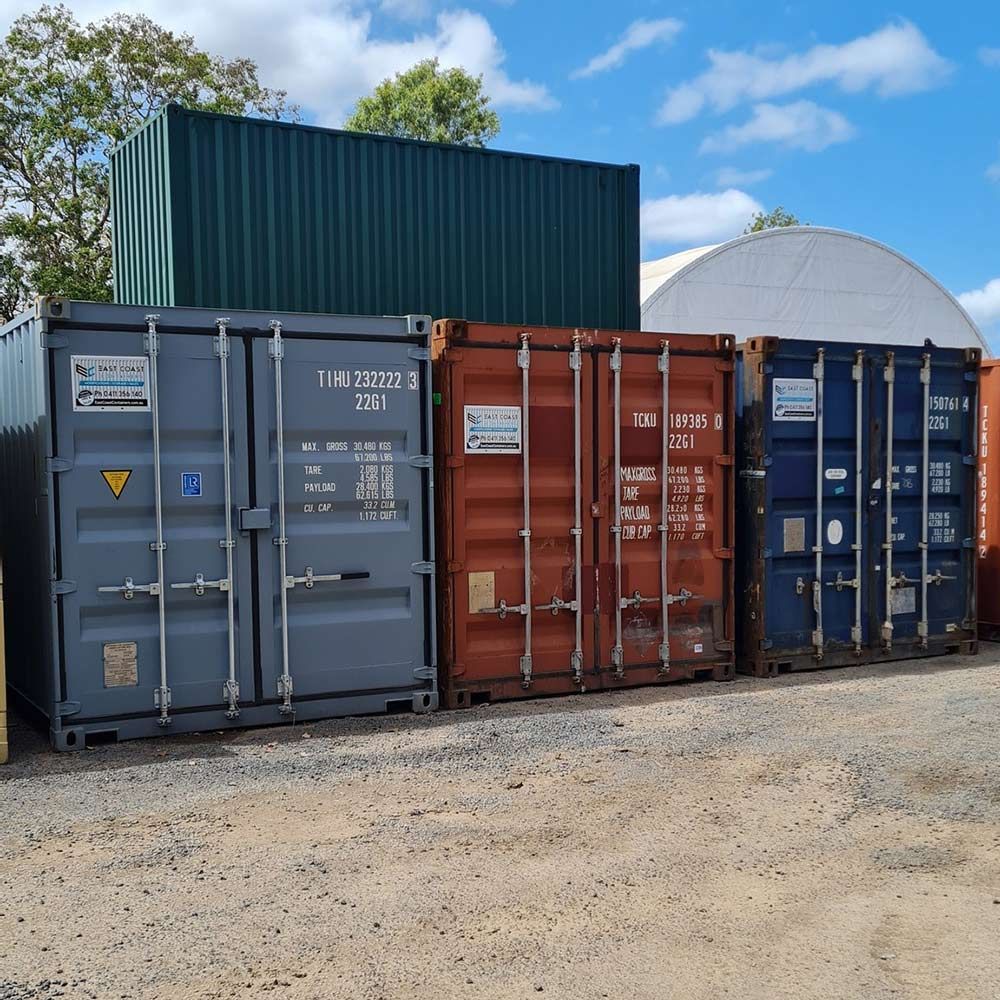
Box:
111, 105, 640, 329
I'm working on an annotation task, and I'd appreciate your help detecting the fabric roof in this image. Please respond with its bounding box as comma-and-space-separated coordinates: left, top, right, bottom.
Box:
640, 227, 988, 355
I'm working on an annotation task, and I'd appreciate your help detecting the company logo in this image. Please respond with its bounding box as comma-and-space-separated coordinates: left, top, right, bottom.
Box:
75, 362, 95, 378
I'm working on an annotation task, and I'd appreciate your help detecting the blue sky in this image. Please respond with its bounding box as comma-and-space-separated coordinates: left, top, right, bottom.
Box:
2, 0, 997, 340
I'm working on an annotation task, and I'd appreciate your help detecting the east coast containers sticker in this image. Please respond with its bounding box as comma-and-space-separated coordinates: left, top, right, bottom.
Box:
72, 355, 150, 412
772, 378, 817, 422
464, 405, 522, 454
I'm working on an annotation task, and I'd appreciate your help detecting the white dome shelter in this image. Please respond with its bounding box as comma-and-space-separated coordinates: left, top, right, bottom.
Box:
641, 227, 989, 354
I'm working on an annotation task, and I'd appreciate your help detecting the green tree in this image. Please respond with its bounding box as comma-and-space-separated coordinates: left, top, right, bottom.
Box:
745, 206, 803, 234
345, 58, 501, 147
0, 4, 298, 322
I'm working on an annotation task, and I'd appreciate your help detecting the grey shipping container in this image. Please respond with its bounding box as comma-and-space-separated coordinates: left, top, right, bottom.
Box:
110, 104, 640, 330
0, 298, 436, 750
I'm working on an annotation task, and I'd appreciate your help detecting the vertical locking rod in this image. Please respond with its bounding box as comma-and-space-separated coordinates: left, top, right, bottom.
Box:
217, 319, 239, 716
270, 320, 293, 714
145, 315, 170, 725
882, 352, 896, 649
610, 339, 624, 677
812, 349, 825, 658
569, 336, 584, 683
657, 340, 671, 674
517, 333, 533, 687
918, 353, 931, 647
852, 351, 864, 652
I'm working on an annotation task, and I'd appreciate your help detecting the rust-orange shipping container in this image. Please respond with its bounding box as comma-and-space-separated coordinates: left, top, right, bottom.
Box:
433, 321, 735, 708
978, 360, 1000, 640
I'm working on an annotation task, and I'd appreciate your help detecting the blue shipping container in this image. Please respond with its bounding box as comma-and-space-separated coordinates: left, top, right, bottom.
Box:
737, 337, 979, 674
0, 298, 436, 750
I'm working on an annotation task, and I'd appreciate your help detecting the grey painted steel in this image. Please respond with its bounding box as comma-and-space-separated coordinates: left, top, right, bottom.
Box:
517, 334, 533, 688
610, 339, 624, 677
0, 298, 436, 750
882, 352, 896, 649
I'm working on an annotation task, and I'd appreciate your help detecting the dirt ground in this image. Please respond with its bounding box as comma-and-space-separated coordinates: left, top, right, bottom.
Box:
1, 652, 999, 1000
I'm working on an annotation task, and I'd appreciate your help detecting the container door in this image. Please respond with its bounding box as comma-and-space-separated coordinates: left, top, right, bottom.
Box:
595, 341, 733, 681
439, 338, 594, 698
54, 325, 254, 726
251, 333, 432, 712
763, 347, 871, 656
871, 350, 976, 649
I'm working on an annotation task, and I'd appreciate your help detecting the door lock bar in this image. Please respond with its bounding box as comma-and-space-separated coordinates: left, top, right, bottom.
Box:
284, 568, 370, 590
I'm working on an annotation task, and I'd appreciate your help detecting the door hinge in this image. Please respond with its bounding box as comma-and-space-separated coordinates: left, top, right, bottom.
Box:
963, 455, 977, 466
447, 560, 464, 573
714, 454, 734, 467
760, 639, 774, 651
40, 333, 69, 350
51, 579, 77, 596
715, 640, 734, 652
411, 561, 435, 575
413, 665, 435, 680
446, 456, 464, 469
46, 457, 73, 473
408, 454, 432, 468
56, 701, 81, 717
713, 547, 734, 560
408, 347, 431, 361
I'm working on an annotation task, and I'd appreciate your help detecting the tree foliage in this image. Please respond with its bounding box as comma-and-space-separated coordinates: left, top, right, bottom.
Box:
0, 4, 298, 321
345, 58, 501, 147
745, 206, 803, 234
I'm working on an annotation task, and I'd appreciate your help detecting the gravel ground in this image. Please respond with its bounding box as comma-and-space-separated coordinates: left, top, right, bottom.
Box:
1, 652, 999, 1000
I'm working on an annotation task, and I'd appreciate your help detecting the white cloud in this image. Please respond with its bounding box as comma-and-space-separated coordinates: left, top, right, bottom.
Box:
714, 166, 773, 186
979, 47, 1000, 67
987, 145, 1000, 182
700, 101, 855, 153
0, 1, 555, 126
959, 278, 1000, 326
379, 0, 431, 20
641, 189, 762, 246
571, 17, 683, 79
658, 20, 951, 125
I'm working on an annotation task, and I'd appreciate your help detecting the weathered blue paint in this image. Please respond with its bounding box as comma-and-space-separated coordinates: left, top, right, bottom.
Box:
737, 337, 979, 674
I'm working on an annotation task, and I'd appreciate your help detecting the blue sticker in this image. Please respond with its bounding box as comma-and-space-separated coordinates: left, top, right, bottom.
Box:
181, 472, 202, 497
834, 485, 846, 495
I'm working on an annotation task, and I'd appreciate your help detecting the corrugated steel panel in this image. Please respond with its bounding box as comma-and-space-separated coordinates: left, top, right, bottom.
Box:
977, 360, 999, 639
0, 297, 436, 750
737, 337, 979, 674
433, 321, 734, 708
111, 105, 640, 330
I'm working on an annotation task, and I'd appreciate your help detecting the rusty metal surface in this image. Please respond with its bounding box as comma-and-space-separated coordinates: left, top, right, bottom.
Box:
434, 320, 735, 708
978, 361, 1000, 640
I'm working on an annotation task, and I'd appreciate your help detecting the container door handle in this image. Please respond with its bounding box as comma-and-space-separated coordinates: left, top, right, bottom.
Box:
812, 349, 825, 660
146, 316, 171, 726
99, 577, 161, 600
570, 335, 584, 684
882, 353, 896, 649
657, 340, 671, 675
610, 339, 625, 678
270, 320, 294, 715
918, 353, 931, 648
170, 573, 230, 596
284, 568, 370, 589
851, 351, 864, 652
517, 333, 533, 689
216, 318, 239, 716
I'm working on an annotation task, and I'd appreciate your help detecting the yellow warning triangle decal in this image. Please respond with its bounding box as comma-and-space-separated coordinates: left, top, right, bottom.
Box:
101, 469, 133, 499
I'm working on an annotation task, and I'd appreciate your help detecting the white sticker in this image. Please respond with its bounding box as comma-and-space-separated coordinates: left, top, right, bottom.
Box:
464, 405, 522, 454
825, 468, 847, 481
772, 378, 817, 421
827, 519, 844, 545
72, 355, 150, 412
891, 587, 916, 615
693, 643, 704, 654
